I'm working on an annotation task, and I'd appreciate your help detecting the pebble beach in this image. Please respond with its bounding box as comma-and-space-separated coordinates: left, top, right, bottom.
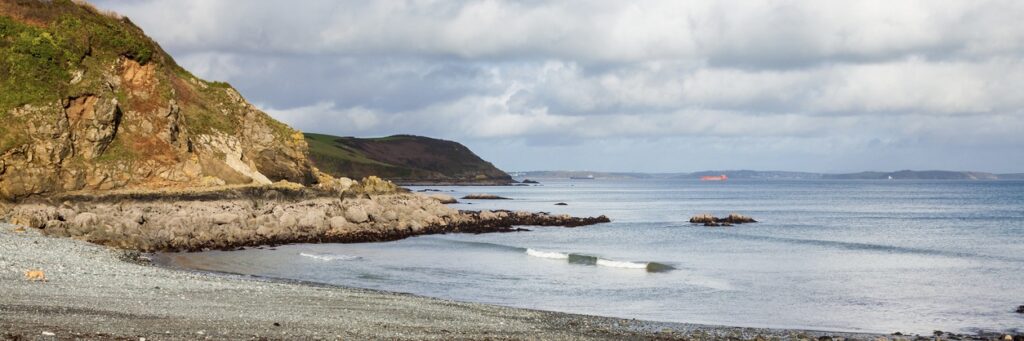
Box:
0, 222, 891, 340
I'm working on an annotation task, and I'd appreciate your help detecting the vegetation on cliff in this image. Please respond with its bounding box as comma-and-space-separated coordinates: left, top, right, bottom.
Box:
0, 0, 315, 200
306, 133, 512, 185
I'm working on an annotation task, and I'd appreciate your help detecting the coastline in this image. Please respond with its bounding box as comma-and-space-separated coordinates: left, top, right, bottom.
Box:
0, 222, 895, 340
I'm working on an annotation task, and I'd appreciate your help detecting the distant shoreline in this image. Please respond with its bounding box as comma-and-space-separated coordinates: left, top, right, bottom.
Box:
510, 170, 1024, 181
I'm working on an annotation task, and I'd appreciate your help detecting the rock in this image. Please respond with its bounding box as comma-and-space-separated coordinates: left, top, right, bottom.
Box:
479, 210, 499, 220
424, 194, 458, 204
210, 213, 239, 225
462, 194, 510, 200
358, 176, 398, 194
328, 216, 349, 230
522, 179, 540, 184
5, 188, 611, 251
689, 214, 716, 224
1016, 305, 1024, 313
71, 212, 99, 230
723, 213, 757, 224
24, 269, 47, 282
554, 202, 568, 206
344, 207, 369, 223
690, 213, 756, 225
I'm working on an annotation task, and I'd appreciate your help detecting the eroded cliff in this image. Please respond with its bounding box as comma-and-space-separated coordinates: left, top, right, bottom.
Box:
0, 0, 315, 201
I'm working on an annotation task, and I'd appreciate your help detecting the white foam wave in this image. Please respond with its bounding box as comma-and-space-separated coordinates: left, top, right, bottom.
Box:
299, 252, 361, 261
526, 248, 570, 259
595, 259, 649, 269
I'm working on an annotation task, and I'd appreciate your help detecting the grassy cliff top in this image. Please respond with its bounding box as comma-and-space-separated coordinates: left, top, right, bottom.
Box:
0, 0, 172, 113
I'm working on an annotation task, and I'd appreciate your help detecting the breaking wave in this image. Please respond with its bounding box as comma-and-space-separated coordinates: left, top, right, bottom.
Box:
525, 248, 570, 259
299, 252, 362, 261
527, 248, 674, 273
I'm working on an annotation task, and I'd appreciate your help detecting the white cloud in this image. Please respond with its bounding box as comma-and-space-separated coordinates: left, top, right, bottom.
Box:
94, 0, 1024, 172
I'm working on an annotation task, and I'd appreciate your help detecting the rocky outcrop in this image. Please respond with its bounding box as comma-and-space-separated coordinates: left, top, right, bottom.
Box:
463, 194, 511, 200
424, 193, 458, 204
5, 182, 609, 252
689, 213, 757, 227
0, 1, 316, 201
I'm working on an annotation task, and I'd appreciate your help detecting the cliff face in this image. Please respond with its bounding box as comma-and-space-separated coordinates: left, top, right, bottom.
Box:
306, 133, 513, 185
0, 0, 316, 201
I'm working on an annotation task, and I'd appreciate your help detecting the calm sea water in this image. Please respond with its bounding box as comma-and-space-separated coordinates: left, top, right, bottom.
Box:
159, 179, 1024, 334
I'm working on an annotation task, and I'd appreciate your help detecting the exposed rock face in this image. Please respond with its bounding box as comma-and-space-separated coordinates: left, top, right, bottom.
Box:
0, 2, 315, 201
5, 186, 610, 252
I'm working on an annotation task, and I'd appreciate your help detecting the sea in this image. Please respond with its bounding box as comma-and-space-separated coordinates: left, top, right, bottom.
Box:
157, 179, 1024, 334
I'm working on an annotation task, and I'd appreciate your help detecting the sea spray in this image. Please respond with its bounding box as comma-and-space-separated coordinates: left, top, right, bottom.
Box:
526, 248, 570, 259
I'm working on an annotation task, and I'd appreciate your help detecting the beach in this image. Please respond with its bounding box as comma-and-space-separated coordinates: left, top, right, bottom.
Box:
0, 222, 889, 340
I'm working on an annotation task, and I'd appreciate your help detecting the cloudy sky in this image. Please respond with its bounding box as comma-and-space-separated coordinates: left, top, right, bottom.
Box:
93, 0, 1024, 173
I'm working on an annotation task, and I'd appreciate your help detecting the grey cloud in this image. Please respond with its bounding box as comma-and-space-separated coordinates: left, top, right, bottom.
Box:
91, 0, 1024, 172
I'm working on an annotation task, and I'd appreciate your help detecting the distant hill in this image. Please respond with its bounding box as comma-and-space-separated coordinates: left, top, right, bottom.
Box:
680, 170, 822, 180
510, 171, 666, 180
823, 170, 998, 180
516, 170, 1018, 180
306, 133, 512, 185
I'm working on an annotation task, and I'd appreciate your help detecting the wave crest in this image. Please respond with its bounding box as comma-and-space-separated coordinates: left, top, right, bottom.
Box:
526, 248, 570, 259
528, 249, 673, 272
299, 252, 361, 261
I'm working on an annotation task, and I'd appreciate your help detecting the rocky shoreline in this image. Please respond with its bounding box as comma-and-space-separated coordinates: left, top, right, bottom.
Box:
2, 178, 609, 252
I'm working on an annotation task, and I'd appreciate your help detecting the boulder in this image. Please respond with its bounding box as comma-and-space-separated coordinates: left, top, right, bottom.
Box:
689, 213, 716, 224
1016, 305, 1024, 314
424, 194, 458, 204
723, 213, 757, 224
344, 207, 369, 223
689, 213, 757, 226
554, 202, 568, 206
359, 176, 398, 194
328, 216, 350, 230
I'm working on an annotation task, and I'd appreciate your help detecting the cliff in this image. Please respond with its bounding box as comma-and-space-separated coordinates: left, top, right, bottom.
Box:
0, 0, 316, 201
306, 133, 513, 185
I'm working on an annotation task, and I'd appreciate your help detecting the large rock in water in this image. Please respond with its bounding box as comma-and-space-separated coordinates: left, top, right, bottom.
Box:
0, 1, 316, 201
689, 213, 757, 226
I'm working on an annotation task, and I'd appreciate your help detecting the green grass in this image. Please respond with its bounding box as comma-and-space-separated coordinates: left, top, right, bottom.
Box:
303, 132, 511, 182
305, 133, 395, 167
0, 0, 304, 162
0, 3, 162, 113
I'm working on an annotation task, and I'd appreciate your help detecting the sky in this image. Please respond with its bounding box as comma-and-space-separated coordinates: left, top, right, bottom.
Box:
92, 0, 1024, 173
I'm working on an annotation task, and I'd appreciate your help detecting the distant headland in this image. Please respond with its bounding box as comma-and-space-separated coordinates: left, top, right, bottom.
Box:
513, 170, 1024, 180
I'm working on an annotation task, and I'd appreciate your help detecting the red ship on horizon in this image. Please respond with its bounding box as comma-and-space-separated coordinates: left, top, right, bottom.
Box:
700, 174, 728, 181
